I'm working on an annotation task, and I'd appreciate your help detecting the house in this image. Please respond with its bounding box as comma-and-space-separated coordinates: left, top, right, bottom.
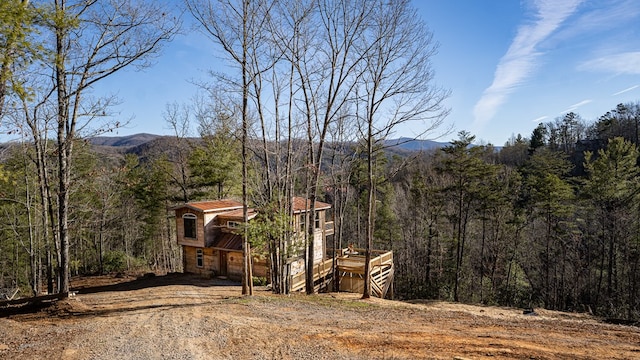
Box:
173, 197, 394, 298
174, 199, 251, 279
173, 197, 333, 281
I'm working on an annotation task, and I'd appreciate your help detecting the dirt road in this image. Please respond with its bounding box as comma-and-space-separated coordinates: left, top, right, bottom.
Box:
1, 273, 639, 359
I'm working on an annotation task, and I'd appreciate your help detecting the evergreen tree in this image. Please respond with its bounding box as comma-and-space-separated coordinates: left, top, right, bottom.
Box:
189, 113, 242, 200
583, 137, 640, 317
438, 131, 493, 302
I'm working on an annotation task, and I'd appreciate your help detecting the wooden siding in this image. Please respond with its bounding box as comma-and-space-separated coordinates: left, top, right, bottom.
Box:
175, 207, 232, 248
175, 208, 206, 248
313, 230, 323, 263
203, 212, 218, 247
183, 246, 217, 276
182, 245, 269, 281
226, 251, 243, 280
252, 256, 269, 278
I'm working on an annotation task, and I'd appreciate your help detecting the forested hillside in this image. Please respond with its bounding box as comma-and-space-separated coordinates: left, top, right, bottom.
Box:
387, 106, 640, 321
1, 0, 640, 324
3, 101, 640, 322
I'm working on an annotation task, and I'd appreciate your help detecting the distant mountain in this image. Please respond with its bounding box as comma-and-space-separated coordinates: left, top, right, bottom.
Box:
88, 134, 452, 152
89, 133, 161, 148
384, 137, 450, 151
85, 133, 456, 162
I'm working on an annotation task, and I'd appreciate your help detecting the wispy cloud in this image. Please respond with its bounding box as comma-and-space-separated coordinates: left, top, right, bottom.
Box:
612, 85, 639, 96
579, 52, 640, 75
561, 99, 592, 114
473, 0, 584, 127
556, 0, 640, 40
532, 115, 549, 123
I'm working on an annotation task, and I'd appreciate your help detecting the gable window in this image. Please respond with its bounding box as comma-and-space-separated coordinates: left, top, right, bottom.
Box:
196, 248, 204, 268
227, 221, 241, 228
315, 211, 321, 229
183, 213, 197, 239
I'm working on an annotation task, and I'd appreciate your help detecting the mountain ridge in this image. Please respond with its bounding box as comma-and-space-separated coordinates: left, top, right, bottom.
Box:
88, 133, 452, 152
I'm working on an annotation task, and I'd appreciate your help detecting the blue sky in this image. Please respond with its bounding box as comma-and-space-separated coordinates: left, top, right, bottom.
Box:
98, 0, 640, 145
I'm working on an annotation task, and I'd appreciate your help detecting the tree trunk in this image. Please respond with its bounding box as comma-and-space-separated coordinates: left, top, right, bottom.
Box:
55, 0, 70, 296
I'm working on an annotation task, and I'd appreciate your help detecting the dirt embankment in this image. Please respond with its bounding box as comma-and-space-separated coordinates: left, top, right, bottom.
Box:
1, 273, 639, 360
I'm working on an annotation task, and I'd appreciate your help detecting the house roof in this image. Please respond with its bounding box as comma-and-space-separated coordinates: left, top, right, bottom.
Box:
211, 233, 243, 251
174, 199, 243, 213
174, 197, 331, 215
292, 197, 331, 213
217, 208, 258, 220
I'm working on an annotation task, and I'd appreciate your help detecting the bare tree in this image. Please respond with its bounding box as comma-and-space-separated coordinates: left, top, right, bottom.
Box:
46, 0, 179, 295
186, 0, 449, 298
297, 0, 375, 294
163, 102, 193, 202
186, 0, 278, 295
356, 0, 449, 298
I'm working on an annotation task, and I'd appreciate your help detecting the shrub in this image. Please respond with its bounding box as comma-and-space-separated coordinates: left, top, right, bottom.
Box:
103, 251, 127, 273
252, 276, 267, 286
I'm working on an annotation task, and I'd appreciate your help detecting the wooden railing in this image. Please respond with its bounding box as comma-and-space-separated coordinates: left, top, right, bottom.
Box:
370, 260, 394, 298
288, 249, 394, 298
334, 249, 394, 298
289, 257, 333, 292
335, 249, 392, 273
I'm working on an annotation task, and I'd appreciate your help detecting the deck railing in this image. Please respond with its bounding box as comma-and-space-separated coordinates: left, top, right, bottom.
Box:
288, 248, 394, 298
289, 257, 333, 292
336, 248, 393, 298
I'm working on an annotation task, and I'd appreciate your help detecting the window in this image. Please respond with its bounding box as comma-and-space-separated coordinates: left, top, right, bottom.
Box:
314, 211, 321, 229
227, 221, 241, 228
183, 214, 197, 239
196, 248, 204, 268
299, 214, 306, 232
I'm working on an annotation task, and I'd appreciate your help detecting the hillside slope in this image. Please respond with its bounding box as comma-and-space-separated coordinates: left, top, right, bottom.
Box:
1, 273, 638, 359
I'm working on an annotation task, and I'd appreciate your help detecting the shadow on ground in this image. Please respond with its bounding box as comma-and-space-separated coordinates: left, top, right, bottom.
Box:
0, 273, 240, 318
72, 272, 240, 294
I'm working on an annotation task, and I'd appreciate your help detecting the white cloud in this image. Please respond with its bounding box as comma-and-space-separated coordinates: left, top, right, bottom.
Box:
612, 85, 639, 96
473, 0, 584, 127
532, 115, 549, 123
560, 99, 592, 114
579, 52, 640, 75
557, 0, 640, 40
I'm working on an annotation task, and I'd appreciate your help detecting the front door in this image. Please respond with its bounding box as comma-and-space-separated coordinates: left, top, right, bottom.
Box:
219, 251, 227, 276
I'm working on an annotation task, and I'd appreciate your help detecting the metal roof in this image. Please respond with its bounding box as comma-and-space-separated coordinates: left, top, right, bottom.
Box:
217, 208, 258, 220
211, 233, 243, 251
292, 197, 331, 213
174, 199, 243, 213
174, 197, 331, 215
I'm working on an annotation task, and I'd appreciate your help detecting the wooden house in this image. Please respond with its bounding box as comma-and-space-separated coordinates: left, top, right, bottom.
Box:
173, 197, 394, 298
173, 197, 333, 281
174, 199, 254, 279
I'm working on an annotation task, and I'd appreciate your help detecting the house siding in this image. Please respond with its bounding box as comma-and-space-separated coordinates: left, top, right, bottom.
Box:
175, 208, 206, 248
313, 230, 323, 263
253, 255, 269, 278
226, 251, 243, 280
183, 246, 217, 276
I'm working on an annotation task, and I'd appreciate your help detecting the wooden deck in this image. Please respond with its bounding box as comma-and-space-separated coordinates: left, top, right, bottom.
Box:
289, 248, 394, 298
290, 257, 334, 293
337, 249, 394, 298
